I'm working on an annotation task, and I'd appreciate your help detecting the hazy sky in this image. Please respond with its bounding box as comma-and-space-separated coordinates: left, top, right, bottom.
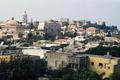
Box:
0, 0, 120, 27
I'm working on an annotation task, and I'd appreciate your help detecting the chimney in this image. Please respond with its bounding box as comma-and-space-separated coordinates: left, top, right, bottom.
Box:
104, 52, 112, 59
107, 52, 110, 56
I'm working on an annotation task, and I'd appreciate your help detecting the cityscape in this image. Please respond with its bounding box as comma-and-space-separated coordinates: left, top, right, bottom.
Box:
0, 0, 120, 80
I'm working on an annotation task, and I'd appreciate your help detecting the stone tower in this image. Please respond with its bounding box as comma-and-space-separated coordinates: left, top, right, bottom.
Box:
23, 11, 28, 24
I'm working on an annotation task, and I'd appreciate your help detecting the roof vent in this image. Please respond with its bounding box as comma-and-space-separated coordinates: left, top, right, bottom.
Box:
104, 52, 112, 59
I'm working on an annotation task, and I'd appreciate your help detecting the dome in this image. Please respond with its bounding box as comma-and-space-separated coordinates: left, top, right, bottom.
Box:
6, 20, 18, 26
86, 27, 96, 31
5, 18, 18, 26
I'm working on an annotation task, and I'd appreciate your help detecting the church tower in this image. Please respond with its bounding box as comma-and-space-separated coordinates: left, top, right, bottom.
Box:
23, 11, 28, 24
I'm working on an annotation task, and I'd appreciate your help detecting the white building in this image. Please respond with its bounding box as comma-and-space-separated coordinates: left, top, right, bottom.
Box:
75, 36, 86, 41
38, 21, 46, 30
97, 21, 106, 25
60, 18, 69, 22
85, 42, 99, 49
22, 48, 47, 59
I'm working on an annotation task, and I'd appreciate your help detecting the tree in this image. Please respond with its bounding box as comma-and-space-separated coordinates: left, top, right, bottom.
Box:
62, 22, 69, 27
32, 59, 47, 77
27, 32, 33, 39
85, 46, 120, 57
8, 57, 37, 80
107, 31, 112, 37
44, 33, 56, 41
0, 58, 47, 80
47, 68, 100, 80
66, 32, 75, 38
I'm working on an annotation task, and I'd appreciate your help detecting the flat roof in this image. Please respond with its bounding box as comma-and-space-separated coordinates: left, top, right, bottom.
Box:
70, 53, 120, 60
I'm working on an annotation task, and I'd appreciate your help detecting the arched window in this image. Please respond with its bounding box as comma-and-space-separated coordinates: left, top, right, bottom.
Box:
99, 63, 103, 68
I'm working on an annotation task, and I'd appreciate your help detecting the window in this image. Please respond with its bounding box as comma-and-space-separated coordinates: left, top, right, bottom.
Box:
99, 63, 103, 68
61, 61, 65, 67
108, 67, 110, 69
5, 57, 8, 60
91, 62, 94, 66
51, 29, 53, 31
45, 56, 47, 59
75, 64, 78, 69
3, 58, 6, 61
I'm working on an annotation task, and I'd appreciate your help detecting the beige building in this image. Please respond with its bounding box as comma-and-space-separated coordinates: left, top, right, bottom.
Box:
54, 39, 69, 45
68, 54, 89, 70
0, 18, 25, 38
85, 42, 99, 49
45, 52, 72, 69
67, 24, 77, 32
77, 28, 86, 36
86, 27, 97, 35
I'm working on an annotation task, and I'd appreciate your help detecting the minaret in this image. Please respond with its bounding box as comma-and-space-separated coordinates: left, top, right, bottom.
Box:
23, 11, 28, 24
30, 18, 34, 28
31, 18, 33, 23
